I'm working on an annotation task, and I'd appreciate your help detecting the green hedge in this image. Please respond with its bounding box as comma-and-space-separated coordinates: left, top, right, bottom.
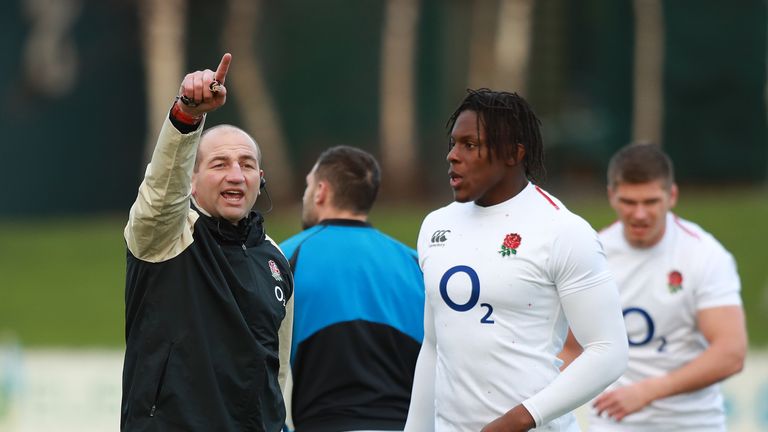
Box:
1, 188, 765, 347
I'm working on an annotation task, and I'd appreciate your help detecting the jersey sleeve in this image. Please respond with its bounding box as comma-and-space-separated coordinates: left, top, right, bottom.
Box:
416, 211, 436, 270
403, 288, 436, 432
522, 214, 629, 426
279, 234, 302, 260
405, 213, 437, 431
549, 215, 614, 296
695, 237, 742, 309
278, 294, 294, 394
523, 276, 628, 426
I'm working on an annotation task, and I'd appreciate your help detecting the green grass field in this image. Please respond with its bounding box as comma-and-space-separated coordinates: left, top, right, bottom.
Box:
1, 188, 766, 348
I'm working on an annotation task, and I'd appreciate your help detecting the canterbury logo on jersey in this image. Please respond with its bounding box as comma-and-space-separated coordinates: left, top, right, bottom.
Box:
430, 229, 451, 246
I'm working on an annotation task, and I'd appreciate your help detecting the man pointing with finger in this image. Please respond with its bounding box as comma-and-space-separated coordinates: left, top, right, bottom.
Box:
121, 53, 294, 432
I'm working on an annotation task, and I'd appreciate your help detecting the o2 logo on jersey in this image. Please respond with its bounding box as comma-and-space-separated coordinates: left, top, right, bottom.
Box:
439, 265, 494, 324
274, 286, 286, 306
623, 307, 667, 352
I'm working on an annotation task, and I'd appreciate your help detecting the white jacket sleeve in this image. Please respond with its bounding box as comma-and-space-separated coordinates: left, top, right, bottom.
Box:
403, 290, 436, 432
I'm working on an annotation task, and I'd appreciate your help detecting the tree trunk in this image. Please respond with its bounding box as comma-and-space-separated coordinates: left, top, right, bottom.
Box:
467, 0, 499, 88
632, 0, 665, 145
139, 0, 187, 165
223, 0, 295, 202
493, 0, 534, 92
380, 0, 420, 197
467, 0, 533, 94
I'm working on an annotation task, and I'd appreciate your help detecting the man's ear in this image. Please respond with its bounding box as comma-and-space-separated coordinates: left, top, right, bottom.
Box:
505, 143, 526, 166
191, 173, 198, 197
607, 185, 617, 210
669, 183, 679, 209
314, 180, 328, 205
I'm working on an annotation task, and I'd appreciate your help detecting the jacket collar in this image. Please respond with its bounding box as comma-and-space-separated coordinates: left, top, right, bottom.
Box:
191, 201, 265, 245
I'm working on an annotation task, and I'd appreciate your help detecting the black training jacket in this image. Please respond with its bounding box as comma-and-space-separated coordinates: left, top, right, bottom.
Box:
121, 118, 293, 432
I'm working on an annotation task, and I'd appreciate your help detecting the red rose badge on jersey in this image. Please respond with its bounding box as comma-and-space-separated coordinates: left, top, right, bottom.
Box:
668, 270, 683, 293
499, 233, 522, 257
268, 260, 283, 282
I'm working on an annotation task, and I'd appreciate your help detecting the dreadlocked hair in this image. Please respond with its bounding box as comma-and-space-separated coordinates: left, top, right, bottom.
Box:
446, 88, 546, 184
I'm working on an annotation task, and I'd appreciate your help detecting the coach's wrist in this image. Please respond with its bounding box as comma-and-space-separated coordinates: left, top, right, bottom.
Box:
171, 98, 203, 126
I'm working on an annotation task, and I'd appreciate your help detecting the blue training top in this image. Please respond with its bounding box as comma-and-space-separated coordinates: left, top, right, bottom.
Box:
280, 219, 425, 432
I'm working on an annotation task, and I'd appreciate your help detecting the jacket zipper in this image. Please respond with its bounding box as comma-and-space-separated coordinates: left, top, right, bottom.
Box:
241, 244, 247, 255
150, 341, 175, 417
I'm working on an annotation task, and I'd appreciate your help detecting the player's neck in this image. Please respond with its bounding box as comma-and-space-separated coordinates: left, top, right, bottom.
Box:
318, 207, 368, 223
475, 174, 529, 207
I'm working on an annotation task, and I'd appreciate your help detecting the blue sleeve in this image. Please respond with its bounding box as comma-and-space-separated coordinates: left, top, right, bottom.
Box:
279, 230, 312, 258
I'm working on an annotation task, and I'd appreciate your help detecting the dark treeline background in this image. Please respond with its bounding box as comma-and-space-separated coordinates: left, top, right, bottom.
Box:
1, 0, 765, 216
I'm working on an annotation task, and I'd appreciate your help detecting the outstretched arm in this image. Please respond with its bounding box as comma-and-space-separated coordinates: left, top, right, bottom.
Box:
125, 54, 232, 262
594, 305, 746, 421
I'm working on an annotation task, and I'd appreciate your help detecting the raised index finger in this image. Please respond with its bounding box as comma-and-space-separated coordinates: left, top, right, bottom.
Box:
214, 53, 232, 84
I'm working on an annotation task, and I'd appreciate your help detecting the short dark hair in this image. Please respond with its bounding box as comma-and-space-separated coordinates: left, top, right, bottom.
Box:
195, 125, 261, 172
314, 146, 381, 214
607, 143, 675, 190
446, 88, 546, 184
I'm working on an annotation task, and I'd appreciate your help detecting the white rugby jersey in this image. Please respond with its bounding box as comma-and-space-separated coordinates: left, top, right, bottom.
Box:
590, 213, 742, 431
407, 183, 627, 432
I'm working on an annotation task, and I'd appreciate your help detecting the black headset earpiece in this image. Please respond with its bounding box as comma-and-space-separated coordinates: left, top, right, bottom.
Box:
259, 175, 273, 213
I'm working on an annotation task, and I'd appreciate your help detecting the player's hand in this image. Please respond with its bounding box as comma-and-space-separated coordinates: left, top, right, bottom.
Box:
480, 404, 534, 432
176, 53, 232, 118
593, 380, 656, 421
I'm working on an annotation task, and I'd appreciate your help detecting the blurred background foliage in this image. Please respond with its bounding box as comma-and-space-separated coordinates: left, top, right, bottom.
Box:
1, 191, 766, 347
0, 0, 766, 347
